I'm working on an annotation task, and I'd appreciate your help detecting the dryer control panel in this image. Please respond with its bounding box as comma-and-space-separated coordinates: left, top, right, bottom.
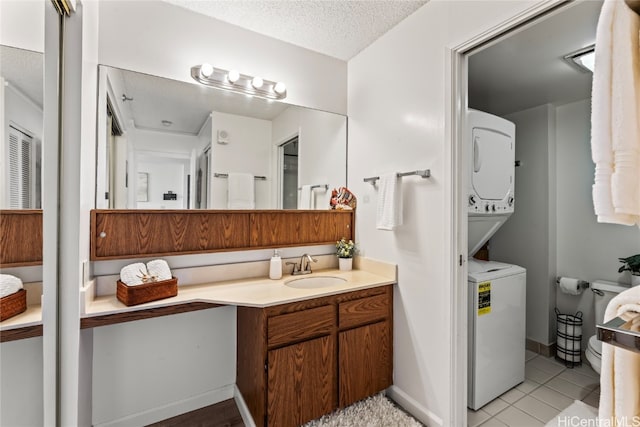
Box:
468, 193, 514, 214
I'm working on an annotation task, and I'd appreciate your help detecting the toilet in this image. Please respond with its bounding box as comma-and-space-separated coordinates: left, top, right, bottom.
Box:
585, 280, 631, 374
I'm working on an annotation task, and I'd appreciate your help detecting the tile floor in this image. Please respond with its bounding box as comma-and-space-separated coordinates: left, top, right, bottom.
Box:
467, 351, 600, 427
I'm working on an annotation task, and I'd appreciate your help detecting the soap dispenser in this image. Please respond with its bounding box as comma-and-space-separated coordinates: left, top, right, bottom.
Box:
269, 250, 282, 280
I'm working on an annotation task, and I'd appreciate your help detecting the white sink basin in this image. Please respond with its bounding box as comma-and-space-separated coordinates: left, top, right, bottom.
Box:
285, 276, 347, 289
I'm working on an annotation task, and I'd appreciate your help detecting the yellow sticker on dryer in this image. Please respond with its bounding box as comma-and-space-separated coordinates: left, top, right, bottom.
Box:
478, 281, 491, 315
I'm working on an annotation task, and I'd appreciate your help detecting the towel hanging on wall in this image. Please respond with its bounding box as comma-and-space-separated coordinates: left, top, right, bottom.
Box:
376, 173, 403, 230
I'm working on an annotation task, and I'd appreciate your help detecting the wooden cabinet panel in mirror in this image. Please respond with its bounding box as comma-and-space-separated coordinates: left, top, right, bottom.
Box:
96, 65, 347, 211
0, 210, 42, 267
91, 209, 354, 260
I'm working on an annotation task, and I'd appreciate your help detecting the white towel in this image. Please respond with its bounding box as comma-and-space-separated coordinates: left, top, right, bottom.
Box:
120, 262, 148, 286
227, 173, 255, 209
299, 185, 313, 209
599, 285, 640, 425
0, 274, 23, 298
376, 173, 402, 230
146, 259, 172, 281
591, 0, 640, 226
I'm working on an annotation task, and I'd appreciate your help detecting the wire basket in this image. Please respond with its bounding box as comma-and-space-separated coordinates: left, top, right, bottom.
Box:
555, 308, 583, 368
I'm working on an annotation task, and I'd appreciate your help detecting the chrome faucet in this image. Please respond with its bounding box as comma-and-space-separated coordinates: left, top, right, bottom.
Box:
287, 253, 318, 275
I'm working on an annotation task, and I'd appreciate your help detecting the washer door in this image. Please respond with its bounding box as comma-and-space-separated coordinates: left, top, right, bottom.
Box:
472, 127, 513, 200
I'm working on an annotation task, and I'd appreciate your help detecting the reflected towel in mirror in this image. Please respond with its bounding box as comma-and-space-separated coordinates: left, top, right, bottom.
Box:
227, 173, 255, 209
0, 274, 23, 298
299, 185, 313, 209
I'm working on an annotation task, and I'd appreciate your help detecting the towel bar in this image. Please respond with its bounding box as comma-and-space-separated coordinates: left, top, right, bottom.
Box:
363, 169, 431, 184
214, 173, 267, 180
297, 184, 329, 191
597, 313, 640, 354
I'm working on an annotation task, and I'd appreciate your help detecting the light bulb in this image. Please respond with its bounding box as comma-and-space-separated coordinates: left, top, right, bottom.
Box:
200, 63, 214, 78
227, 69, 240, 83
251, 76, 264, 89
274, 82, 286, 95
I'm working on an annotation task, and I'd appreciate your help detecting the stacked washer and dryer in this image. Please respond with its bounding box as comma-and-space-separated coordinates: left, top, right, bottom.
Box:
466, 109, 527, 411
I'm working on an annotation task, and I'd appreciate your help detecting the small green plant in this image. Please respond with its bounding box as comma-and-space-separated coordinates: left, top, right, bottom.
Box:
618, 254, 640, 276
336, 237, 355, 259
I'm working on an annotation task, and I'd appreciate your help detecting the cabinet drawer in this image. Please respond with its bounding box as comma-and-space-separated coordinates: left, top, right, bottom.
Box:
339, 293, 389, 329
268, 305, 334, 347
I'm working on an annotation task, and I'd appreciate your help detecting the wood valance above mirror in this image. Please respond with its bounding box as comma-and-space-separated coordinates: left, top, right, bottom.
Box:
0, 210, 43, 267
90, 209, 354, 261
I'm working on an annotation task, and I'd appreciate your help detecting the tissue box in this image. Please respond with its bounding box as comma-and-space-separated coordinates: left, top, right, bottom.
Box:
116, 277, 178, 306
1, 289, 27, 322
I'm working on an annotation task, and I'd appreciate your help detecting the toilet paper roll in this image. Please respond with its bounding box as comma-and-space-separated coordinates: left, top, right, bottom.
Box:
558, 277, 584, 295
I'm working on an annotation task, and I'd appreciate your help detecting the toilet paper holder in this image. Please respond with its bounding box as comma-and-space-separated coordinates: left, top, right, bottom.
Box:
555, 277, 590, 289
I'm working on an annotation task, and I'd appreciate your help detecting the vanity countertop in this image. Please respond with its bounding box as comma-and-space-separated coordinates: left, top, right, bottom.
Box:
82, 257, 396, 324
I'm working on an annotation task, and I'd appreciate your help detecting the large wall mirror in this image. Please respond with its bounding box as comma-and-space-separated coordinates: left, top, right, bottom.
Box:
0, 1, 47, 424
96, 66, 347, 211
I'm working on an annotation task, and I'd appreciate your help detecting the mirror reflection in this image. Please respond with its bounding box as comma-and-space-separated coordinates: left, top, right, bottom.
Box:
0, 45, 43, 209
97, 66, 347, 210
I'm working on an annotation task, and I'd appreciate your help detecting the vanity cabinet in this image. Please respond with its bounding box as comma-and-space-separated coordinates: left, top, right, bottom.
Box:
237, 285, 393, 427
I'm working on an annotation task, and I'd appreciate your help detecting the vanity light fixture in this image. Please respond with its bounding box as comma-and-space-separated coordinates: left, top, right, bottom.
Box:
227, 69, 240, 83
563, 45, 595, 73
191, 64, 287, 100
251, 76, 264, 89
200, 63, 215, 78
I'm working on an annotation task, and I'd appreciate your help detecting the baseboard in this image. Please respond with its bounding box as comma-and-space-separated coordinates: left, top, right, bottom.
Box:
526, 338, 556, 358
386, 385, 443, 427
93, 384, 235, 427
234, 385, 257, 427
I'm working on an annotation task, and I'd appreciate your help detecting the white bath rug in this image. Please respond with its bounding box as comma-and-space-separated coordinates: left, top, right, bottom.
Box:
544, 400, 598, 427
303, 393, 424, 427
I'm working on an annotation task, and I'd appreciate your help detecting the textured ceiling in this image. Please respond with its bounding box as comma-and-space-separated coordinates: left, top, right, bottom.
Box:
0, 45, 43, 108
163, 0, 427, 61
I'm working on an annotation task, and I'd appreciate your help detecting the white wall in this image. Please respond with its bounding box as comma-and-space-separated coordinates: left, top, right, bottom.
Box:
92, 307, 236, 427
0, 0, 44, 52
0, 337, 43, 426
209, 111, 272, 209
97, 0, 347, 115
490, 104, 557, 345
4, 85, 43, 137
347, 1, 542, 425
555, 99, 640, 347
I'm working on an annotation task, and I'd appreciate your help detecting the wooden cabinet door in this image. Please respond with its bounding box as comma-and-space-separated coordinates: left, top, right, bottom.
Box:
339, 321, 392, 408
267, 336, 335, 427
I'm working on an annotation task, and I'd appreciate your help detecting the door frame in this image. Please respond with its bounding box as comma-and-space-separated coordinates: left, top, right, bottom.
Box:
447, 1, 570, 425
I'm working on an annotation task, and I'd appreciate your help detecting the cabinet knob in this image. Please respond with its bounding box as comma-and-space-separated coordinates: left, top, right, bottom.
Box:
99, 231, 107, 238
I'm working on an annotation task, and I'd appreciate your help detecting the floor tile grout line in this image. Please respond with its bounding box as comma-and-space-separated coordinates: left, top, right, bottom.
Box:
474, 353, 599, 426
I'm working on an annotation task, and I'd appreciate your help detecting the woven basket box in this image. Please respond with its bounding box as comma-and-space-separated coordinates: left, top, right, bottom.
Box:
1, 289, 27, 322
117, 277, 178, 306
